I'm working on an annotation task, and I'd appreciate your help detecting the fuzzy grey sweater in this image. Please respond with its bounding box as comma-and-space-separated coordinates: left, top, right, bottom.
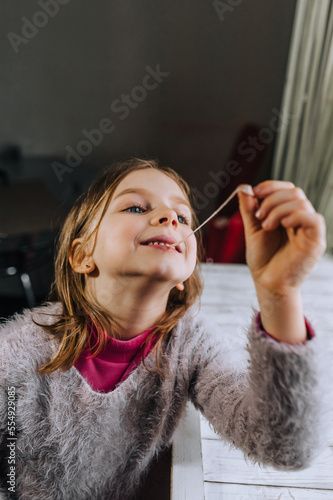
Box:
0, 302, 330, 499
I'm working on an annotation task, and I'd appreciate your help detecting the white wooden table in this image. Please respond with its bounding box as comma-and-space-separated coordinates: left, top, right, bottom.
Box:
172, 255, 333, 499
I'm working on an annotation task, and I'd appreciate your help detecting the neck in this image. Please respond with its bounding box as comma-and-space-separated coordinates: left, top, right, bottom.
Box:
86, 276, 172, 340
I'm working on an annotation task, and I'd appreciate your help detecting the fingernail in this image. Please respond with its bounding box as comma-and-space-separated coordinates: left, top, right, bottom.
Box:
255, 209, 262, 218
262, 219, 270, 228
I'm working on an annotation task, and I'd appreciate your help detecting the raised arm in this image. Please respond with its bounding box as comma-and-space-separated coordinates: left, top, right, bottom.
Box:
187, 313, 330, 470
238, 180, 327, 344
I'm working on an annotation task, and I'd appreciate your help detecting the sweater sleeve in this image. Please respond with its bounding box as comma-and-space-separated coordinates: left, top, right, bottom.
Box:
0, 307, 56, 454
187, 311, 331, 471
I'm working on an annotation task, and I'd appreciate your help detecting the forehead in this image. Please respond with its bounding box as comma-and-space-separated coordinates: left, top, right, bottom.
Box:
112, 169, 188, 201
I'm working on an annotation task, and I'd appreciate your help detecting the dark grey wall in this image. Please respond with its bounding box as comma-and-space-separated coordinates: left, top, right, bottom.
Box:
1, 0, 296, 221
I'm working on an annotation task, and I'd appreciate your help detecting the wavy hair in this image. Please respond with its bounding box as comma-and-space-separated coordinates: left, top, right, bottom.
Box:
37, 158, 205, 374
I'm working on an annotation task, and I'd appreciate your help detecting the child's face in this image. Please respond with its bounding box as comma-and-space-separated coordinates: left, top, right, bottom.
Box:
89, 169, 197, 291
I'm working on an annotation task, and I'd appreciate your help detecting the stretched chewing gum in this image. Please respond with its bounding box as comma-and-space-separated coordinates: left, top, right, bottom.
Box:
171, 184, 255, 247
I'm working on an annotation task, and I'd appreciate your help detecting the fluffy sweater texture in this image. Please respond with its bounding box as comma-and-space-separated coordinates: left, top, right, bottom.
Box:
0, 302, 331, 500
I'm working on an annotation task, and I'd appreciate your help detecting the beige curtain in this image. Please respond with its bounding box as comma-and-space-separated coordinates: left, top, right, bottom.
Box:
272, 0, 333, 253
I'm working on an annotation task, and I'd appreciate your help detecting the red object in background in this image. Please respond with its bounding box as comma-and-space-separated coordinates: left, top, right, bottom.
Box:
204, 123, 269, 263
205, 211, 246, 264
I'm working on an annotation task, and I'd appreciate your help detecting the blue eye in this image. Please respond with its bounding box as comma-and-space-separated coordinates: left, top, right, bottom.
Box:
124, 205, 190, 224
178, 214, 189, 225
125, 205, 145, 213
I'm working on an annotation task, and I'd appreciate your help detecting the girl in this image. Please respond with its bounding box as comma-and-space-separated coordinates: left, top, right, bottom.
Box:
0, 158, 329, 499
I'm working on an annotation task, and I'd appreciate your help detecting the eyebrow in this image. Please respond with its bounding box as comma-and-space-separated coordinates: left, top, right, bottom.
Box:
113, 187, 191, 210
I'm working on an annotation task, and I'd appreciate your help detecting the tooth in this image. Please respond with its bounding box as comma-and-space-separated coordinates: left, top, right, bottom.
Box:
147, 241, 175, 247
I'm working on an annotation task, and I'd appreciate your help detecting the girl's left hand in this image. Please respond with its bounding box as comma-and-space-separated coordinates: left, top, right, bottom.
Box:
238, 181, 327, 294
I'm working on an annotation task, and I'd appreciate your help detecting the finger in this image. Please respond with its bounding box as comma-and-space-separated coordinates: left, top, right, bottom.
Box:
253, 180, 295, 198
255, 187, 311, 221
281, 211, 327, 245
237, 191, 261, 236
259, 200, 316, 230
237, 190, 258, 213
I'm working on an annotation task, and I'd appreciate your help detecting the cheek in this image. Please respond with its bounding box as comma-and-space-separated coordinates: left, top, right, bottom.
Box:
115, 225, 135, 241
187, 238, 197, 265
101, 219, 137, 246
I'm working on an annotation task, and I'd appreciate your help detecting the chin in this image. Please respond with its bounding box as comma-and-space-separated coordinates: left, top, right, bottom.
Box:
148, 261, 183, 282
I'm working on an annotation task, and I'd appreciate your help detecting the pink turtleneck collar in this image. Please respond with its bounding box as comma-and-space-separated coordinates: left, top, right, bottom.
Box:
74, 322, 159, 393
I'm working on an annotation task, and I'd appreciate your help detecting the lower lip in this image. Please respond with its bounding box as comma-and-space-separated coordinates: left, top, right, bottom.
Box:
141, 244, 178, 252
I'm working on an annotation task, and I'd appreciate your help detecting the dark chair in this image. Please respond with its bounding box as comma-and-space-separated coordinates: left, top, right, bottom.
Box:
0, 175, 63, 310
0, 229, 58, 308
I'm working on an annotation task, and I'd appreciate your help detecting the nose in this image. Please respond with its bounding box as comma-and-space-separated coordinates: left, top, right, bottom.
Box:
151, 207, 179, 228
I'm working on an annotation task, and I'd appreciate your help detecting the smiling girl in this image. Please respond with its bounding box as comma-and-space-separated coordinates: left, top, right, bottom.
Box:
0, 158, 330, 499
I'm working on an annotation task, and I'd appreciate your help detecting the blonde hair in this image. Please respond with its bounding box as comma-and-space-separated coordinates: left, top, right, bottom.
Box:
38, 158, 205, 374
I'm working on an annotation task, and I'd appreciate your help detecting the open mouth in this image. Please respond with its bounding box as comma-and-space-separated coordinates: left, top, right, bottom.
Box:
140, 236, 182, 253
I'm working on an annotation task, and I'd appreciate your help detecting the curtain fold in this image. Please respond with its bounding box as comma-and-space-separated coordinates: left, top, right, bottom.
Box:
272, 0, 333, 253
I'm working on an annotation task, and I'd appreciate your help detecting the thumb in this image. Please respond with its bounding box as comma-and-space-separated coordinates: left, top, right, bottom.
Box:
237, 191, 261, 238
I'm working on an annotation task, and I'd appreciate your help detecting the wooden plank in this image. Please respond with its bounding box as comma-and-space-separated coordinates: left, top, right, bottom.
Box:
204, 481, 333, 499
171, 403, 205, 500
201, 264, 333, 295
201, 439, 333, 490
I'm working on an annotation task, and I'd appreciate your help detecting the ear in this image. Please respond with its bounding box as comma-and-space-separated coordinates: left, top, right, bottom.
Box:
69, 238, 96, 274
176, 282, 184, 291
